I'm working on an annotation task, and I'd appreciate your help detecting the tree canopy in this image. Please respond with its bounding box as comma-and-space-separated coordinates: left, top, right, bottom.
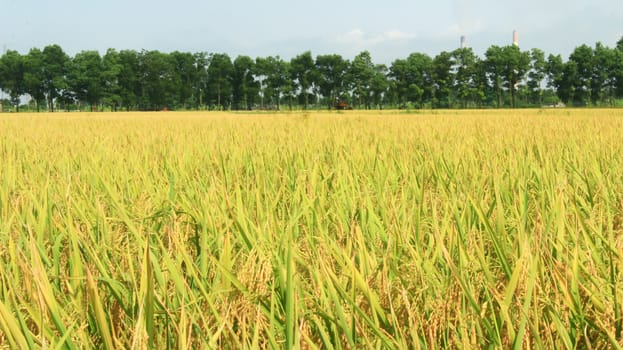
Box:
1, 38, 623, 111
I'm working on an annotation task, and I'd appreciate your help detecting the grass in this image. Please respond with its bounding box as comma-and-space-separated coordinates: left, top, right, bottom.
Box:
0, 109, 622, 348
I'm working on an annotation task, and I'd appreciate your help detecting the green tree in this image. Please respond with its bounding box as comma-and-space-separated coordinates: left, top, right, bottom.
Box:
452, 48, 481, 108
102, 49, 123, 112
592, 42, 618, 105
614, 37, 623, 100
485, 45, 530, 107
23, 48, 46, 111
206, 53, 233, 110
389, 52, 433, 108
67, 50, 104, 111
232, 55, 259, 110
370, 64, 389, 109
527, 48, 547, 106
41, 44, 69, 111
614, 42, 623, 99
485, 46, 505, 107
568, 44, 595, 106
431, 51, 455, 108
547, 54, 567, 104
193, 52, 209, 109
169, 51, 197, 110
350, 51, 378, 109
116, 50, 141, 111
505, 46, 531, 108
0, 50, 25, 111
290, 51, 315, 109
138, 50, 175, 110
253, 57, 270, 108
256, 56, 290, 109
101, 49, 123, 111
314, 54, 349, 109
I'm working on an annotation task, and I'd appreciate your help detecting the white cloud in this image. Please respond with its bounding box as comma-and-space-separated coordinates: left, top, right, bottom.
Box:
334, 29, 417, 47
445, 20, 485, 38
383, 30, 417, 41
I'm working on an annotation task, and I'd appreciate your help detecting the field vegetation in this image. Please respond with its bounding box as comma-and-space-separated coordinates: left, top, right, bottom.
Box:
1, 109, 622, 348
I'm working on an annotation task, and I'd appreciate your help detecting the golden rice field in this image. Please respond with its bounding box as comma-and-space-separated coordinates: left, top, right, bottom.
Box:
1, 109, 623, 349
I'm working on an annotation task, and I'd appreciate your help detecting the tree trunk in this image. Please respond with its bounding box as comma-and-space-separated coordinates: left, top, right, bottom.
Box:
304, 88, 309, 110
217, 85, 221, 110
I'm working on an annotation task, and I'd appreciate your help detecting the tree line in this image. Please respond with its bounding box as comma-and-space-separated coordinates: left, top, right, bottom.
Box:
1, 38, 623, 112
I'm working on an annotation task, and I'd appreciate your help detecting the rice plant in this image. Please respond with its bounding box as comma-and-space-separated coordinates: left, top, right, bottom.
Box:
0, 109, 622, 348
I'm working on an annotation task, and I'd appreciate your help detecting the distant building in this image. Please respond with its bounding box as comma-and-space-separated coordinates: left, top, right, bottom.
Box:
513, 30, 519, 47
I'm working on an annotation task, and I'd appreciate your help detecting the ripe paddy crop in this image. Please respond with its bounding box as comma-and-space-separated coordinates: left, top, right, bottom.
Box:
0, 109, 622, 348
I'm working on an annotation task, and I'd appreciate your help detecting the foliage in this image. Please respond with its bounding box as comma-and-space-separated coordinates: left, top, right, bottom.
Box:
2, 37, 623, 111
314, 54, 349, 109
232, 55, 259, 111
290, 51, 315, 109
255, 56, 290, 110
0, 50, 26, 111
67, 50, 104, 111
206, 53, 234, 110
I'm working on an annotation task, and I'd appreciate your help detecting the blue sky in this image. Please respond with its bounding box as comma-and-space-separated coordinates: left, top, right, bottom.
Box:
1, 0, 622, 63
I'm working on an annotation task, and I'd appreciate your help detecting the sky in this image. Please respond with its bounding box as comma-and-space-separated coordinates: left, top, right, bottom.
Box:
1, 0, 622, 63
